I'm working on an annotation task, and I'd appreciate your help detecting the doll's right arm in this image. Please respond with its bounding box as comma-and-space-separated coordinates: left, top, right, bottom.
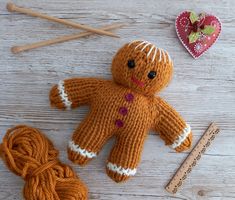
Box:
49, 78, 104, 110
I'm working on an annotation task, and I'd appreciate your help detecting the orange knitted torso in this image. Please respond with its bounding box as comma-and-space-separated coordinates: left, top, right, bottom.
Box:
90, 80, 152, 134
49, 40, 193, 183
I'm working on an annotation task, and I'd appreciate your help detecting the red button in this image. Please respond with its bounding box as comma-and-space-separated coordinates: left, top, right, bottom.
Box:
115, 119, 124, 128
119, 107, 128, 116
125, 93, 134, 102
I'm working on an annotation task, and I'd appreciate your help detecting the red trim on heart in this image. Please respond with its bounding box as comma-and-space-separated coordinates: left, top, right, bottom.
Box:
175, 11, 222, 59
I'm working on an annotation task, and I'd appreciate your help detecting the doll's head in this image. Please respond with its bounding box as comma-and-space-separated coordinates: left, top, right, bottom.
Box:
112, 40, 173, 96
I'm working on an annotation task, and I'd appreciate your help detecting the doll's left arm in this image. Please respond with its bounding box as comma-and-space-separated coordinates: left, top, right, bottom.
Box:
151, 97, 193, 152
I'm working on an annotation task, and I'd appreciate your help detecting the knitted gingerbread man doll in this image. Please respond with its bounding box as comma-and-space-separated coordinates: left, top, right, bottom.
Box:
49, 40, 193, 183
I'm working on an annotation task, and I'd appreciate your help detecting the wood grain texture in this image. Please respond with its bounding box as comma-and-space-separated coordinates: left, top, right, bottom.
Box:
0, 0, 234, 199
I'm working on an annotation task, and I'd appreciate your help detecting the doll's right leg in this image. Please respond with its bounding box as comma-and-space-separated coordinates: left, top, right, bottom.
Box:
68, 114, 113, 166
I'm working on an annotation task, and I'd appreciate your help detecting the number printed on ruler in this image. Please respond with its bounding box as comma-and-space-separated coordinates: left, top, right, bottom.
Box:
165, 123, 220, 194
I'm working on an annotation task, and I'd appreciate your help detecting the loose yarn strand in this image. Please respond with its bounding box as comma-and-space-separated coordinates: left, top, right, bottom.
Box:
0, 125, 88, 200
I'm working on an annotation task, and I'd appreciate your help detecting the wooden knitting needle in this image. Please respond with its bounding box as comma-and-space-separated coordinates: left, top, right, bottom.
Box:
11, 23, 125, 53
7, 3, 119, 38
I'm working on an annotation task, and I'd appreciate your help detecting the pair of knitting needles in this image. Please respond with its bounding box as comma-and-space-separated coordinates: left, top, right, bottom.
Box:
7, 3, 124, 53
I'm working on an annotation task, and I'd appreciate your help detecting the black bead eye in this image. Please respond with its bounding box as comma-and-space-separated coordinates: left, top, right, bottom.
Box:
148, 71, 156, 79
127, 59, 135, 69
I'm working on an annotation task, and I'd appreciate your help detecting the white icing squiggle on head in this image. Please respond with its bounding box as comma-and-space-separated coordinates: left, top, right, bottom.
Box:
128, 40, 172, 64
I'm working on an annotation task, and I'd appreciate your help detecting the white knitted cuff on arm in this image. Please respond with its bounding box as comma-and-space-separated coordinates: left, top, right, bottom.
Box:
170, 124, 191, 149
58, 80, 72, 109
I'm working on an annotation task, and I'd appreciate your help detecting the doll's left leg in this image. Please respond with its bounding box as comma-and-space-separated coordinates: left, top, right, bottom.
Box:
106, 131, 146, 182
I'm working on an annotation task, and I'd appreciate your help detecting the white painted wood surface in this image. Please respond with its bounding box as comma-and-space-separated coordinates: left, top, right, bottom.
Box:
0, 0, 234, 199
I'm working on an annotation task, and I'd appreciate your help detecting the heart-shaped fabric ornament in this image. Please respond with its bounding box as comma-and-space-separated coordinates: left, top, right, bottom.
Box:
175, 11, 221, 58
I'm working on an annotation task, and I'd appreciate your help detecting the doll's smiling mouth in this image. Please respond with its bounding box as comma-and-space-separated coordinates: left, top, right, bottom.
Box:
131, 76, 144, 87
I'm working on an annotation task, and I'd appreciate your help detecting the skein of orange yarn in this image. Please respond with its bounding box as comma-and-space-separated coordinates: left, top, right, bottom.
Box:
0, 125, 88, 200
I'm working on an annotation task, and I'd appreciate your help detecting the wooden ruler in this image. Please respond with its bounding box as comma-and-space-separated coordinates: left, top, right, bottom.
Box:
165, 122, 220, 194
